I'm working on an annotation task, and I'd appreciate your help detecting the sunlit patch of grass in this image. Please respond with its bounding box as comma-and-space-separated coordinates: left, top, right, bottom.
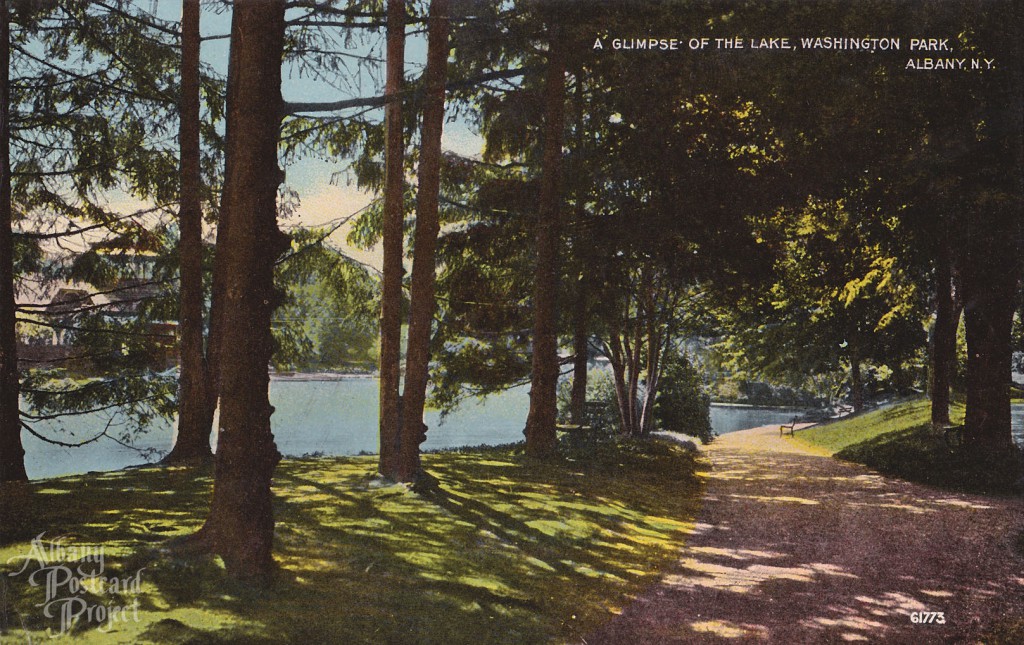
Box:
794, 399, 948, 454
0, 438, 705, 643
795, 399, 1021, 494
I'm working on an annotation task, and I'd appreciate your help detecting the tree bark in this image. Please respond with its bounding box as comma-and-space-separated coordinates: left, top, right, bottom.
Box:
929, 241, 955, 425
192, 0, 287, 583
962, 272, 1017, 450
568, 277, 588, 425
0, 0, 27, 483
378, 0, 405, 480
397, 0, 449, 482
165, 0, 211, 464
849, 354, 863, 413
638, 319, 662, 435
523, 28, 565, 457
606, 334, 631, 435
626, 323, 642, 433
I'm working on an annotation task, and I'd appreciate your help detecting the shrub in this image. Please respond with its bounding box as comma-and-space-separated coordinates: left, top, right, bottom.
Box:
556, 368, 620, 433
655, 353, 714, 443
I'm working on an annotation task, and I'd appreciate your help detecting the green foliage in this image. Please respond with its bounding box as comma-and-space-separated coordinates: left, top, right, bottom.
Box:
273, 228, 380, 372
717, 380, 823, 408
0, 442, 706, 643
556, 369, 619, 433
8, 1, 225, 451
428, 159, 536, 412
20, 222, 180, 444
655, 354, 714, 444
719, 194, 927, 401
21, 370, 177, 449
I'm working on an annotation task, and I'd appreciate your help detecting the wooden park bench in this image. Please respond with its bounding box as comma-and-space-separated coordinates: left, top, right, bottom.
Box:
938, 423, 964, 449
779, 418, 799, 437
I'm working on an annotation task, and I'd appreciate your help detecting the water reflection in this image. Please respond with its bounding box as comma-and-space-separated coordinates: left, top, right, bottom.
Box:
18, 382, 1024, 480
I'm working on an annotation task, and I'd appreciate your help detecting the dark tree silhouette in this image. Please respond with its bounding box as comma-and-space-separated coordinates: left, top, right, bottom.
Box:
397, 0, 450, 482
191, 0, 288, 582
165, 0, 211, 464
378, 0, 406, 480
0, 0, 27, 482
523, 26, 565, 458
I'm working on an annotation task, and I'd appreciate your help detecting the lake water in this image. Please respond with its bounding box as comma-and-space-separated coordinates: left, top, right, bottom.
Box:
19, 378, 1024, 480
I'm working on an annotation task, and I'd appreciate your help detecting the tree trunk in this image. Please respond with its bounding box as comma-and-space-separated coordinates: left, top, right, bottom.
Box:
626, 324, 643, 433
568, 278, 588, 425
607, 337, 631, 435
165, 0, 211, 464
849, 349, 863, 413
962, 275, 1016, 450
929, 241, 955, 425
523, 28, 566, 457
638, 323, 664, 435
0, 0, 26, 483
637, 279, 659, 435
378, 0, 406, 480
397, 0, 449, 482
192, 0, 287, 583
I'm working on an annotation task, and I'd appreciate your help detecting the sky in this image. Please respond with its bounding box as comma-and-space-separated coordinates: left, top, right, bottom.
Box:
161, 0, 486, 271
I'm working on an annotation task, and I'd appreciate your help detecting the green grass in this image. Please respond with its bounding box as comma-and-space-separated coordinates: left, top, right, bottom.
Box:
793, 399, 942, 454
794, 399, 1021, 495
0, 437, 706, 644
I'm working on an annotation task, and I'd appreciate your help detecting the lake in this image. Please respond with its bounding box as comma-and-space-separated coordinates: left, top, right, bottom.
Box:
19, 378, 1024, 480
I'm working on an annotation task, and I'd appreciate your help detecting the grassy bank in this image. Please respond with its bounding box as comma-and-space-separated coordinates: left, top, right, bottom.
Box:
793, 399, 941, 454
0, 438, 705, 644
794, 399, 1021, 494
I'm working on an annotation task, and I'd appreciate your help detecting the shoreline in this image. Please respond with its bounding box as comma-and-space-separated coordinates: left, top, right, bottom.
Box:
710, 401, 808, 410
270, 371, 376, 381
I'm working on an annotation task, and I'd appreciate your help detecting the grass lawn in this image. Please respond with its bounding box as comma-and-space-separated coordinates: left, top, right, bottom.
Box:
794, 398, 1021, 494
794, 399, 943, 454
0, 437, 706, 644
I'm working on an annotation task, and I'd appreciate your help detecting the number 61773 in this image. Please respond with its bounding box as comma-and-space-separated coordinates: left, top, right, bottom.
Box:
910, 612, 946, 624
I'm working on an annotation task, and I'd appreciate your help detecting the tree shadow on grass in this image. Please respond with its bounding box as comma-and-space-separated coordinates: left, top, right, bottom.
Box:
0, 440, 706, 644
836, 423, 1023, 495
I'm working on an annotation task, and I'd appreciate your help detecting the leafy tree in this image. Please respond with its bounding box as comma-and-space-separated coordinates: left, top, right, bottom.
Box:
1, 0, 190, 479
727, 195, 926, 412
273, 229, 379, 372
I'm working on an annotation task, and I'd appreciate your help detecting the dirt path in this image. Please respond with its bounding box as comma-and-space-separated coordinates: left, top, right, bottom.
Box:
586, 425, 1024, 644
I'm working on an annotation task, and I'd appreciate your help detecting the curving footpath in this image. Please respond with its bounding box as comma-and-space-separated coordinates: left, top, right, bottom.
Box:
586, 425, 1024, 644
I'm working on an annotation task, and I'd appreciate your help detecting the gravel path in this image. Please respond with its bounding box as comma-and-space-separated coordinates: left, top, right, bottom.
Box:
586, 425, 1024, 644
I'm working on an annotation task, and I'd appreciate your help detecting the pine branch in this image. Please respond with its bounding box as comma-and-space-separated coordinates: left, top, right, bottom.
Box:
17, 278, 174, 311
21, 394, 165, 422
89, 1, 181, 38
16, 317, 177, 339
21, 419, 112, 447
282, 67, 533, 116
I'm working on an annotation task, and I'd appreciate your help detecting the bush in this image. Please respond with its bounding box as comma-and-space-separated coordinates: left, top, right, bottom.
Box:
655, 353, 714, 443
556, 369, 620, 433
